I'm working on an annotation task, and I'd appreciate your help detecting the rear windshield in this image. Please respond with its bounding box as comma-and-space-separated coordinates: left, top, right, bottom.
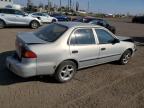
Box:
34, 24, 68, 42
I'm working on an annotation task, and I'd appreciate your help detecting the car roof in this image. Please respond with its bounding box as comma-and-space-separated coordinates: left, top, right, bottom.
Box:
56, 22, 102, 28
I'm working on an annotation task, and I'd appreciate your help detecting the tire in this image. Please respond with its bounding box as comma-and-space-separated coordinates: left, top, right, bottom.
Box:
0, 20, 5, 29
54, 61, 77, 83
119, 50, 132, 65
30, 21, 40, 29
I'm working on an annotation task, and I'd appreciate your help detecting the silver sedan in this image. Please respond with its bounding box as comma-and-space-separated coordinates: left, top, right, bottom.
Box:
6, 22, 136, 83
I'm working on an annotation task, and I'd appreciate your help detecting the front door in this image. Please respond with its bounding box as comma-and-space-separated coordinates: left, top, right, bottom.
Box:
95, 29, 122, 64
69, 28, 99, 68
14, 10, 29, 25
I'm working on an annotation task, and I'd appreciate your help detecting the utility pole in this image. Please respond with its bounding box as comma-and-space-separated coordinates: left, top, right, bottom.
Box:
68, 0, 69, 11
88, 0, 90, 13
60, 0, 62, 13
70, 0, 72, 10
60, 0, 61, 8
76, 1, 79, 12
27, 0, 32, 7
48, 0, 50, 12
27, 0, 33, 11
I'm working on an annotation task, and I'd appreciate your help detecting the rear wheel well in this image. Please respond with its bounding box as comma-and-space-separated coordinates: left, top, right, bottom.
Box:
126, 48, 133, 55
57, 59, 79, 70
52, 19, 56, 22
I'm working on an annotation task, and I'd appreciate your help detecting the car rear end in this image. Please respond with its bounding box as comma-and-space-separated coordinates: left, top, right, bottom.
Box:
6, 32, 45, 78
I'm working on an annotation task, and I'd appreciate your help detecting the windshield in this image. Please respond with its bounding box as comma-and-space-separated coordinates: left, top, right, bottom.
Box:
34, 24, 68, 42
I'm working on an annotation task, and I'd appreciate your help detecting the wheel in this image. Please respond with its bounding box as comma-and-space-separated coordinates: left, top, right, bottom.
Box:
0, 20, 5, 29
119, 50, 132, 65
30, 21, 40, 29
52, 19, 56, 23
55, 61, 77, 83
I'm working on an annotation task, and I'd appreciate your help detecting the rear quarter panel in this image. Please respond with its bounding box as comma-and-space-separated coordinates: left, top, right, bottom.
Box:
29, 28, 78, 75
29, 42, 71, 75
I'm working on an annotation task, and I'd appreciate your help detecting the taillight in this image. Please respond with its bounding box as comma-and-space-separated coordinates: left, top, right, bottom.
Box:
22, 47, 37, 58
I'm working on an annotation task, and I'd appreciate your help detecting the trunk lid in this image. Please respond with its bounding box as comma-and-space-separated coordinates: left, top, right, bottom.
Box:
17, 32, 47, 44
16, 32, 47, 59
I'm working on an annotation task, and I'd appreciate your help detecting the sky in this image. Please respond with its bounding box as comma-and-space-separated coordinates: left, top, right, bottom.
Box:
13, 0, 144, 15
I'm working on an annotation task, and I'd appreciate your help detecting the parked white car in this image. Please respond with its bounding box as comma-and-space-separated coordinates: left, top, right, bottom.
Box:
29, 12, 58, 23
0, 8, 42, 29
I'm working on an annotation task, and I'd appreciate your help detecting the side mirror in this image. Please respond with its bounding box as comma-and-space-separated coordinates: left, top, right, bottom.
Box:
112, 39, 120, 44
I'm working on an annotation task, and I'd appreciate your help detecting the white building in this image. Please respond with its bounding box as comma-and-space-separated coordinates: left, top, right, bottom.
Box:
0, 0, 22, 10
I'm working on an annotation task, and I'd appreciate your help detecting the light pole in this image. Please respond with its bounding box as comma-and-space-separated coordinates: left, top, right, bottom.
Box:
48, 0, 50, 12
68, 0, 69, 11
88, 0, 90, 13
70, 0, 71, 10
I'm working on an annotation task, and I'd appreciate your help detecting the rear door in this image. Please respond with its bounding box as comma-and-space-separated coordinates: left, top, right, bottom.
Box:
95, 29, 122, 64
69, 28, 99, 68
1, 9, 16, 24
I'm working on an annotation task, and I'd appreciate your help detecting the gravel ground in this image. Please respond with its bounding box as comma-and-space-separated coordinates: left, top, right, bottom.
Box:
0, 21, 144, 108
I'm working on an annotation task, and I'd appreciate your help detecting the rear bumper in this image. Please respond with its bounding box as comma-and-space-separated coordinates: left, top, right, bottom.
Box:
6, 55, 37, 78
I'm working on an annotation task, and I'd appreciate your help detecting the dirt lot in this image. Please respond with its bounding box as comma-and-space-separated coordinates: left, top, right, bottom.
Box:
0, 21, 144, 108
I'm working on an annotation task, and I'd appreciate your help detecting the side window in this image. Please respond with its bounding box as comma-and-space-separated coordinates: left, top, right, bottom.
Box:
97, 20, 104, 26
32, 13, 37, 16
90, 20, 98, 25
14, 10, 24, 15
70, 29, 95, 45
35, 13, 43, 16
102, 20, 108, 26
1, 9, 14, 14
95, 29, 115, 44
41, 13, 46, 16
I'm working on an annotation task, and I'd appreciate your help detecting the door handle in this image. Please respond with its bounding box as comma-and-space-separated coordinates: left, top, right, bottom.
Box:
101, 48, 106, 51
72, 50, 78, 54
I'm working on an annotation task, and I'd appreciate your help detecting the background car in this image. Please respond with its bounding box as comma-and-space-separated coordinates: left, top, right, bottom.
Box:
74, 17, 116, 34
6, 22, 136, 83
132, 16, 144, 24
0, 8, 42, 29
29, 12, 58, 23
50, 13, 70, 21
74, 17, 96, 23
89, 19, 116, 34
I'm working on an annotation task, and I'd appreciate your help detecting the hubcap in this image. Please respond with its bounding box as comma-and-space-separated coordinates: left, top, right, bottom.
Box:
60, 65, 74, 81
32, 22, 38, 28
123, 53, 131, 64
